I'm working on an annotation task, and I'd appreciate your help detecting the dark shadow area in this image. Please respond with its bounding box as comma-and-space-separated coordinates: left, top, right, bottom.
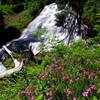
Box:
0, 11, 21, 47
1, 0, 26, 4
12, 4, 24, 14
7, 34, 39, 52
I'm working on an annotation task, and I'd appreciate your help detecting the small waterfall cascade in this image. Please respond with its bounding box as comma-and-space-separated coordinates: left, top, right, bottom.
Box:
21, 3, 83, 51
0, 3, 87, 78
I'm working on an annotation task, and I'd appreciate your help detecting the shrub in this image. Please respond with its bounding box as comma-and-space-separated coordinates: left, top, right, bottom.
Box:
42, 40, 100, 70
33, 28, 47, 37
0, 4, 14, 15
3, 58, 14, 69
4, 9, 33, 30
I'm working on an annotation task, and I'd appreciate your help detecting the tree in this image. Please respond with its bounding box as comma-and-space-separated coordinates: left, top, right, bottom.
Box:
82, 0, 100, 37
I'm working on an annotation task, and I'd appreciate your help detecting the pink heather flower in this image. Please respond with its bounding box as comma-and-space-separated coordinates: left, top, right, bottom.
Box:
46, 97, 52, 100
69, 79, 74, 84
83, 70, 90, 76
51, 63, 58, 69
90, 84, 96, 91
73, 97, 77, 100
31, 96, 35, 100
82, 91, 89, 97
63, 75, 68, 80
46, 91, 52, 96
40, 72, 48, 80
46, 89, 52, 100
83, 69, 95, 78
64, 88, 72, 96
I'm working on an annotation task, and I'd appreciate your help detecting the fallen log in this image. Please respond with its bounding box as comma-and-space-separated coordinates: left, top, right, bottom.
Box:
0, 46, 23, 78
0, 60, 23, 78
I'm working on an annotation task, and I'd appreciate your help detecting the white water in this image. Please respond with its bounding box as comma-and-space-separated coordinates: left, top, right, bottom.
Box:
22, 3, 60, 37
21, 3, 80, 53
0, 3, 84, 77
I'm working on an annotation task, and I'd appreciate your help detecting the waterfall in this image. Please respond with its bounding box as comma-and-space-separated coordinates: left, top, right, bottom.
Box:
20, 3, 81, 53
21, 3, 79, 40
1, 3, 82, 55
0, 3, 86, 77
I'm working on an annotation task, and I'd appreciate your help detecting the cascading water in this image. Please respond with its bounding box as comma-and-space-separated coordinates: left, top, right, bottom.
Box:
1, 3, 83, 55
0, 3, 87, 78
21, 3, 81, 52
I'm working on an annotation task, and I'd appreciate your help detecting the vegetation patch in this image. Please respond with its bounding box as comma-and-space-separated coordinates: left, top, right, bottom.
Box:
0, 40, 100, 100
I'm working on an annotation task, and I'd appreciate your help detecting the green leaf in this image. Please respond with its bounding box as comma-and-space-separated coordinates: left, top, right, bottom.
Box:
35, 94, 43, 100
93, 96, 97, 100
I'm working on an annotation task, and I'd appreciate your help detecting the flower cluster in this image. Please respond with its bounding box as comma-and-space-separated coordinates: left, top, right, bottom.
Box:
64, 88, 72, 96
39, 72, 48, 80
83, 69, 96, 78
82, 91, 89, 97
46, 88, 52, 100
82, 84, 97, 97
18, 60, 99, 100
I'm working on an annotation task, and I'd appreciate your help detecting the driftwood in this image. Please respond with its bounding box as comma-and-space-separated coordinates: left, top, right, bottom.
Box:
0, 60, 23, 78
0, 46, 23, 78
0, 41, 41, 78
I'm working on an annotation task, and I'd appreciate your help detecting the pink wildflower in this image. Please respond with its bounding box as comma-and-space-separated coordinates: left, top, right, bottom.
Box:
46, 91, 52, 96
90, 84, 96, 91
51, 63, 58, 69
73, 97, 77, 100
82, 91, 89, 97
40, 72, 48, 80
31, 96, 35, 100
63, 75, 68, 80
46, 88, 52, 100
83, 69, 95, 78
69, 79, 74, 84
64, 88, 72, 96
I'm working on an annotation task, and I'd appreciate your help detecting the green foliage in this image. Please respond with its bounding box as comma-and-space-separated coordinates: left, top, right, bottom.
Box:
55, 0, 67, 9
3, 58, 14, 69
0, 4, 14, 15
0, 40, 100, 99
4, 9, 33, 30
33, 28, 47, 37
82, 0, 100, 37
82, 0, 100, 44
0, 0, 100, 99
42, 40, 100, 70
55, 11, 66, 26
0, 0, 53, 30
93, 13, 100, 34
1, 0, 26, 4
88, 34, 100, 45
